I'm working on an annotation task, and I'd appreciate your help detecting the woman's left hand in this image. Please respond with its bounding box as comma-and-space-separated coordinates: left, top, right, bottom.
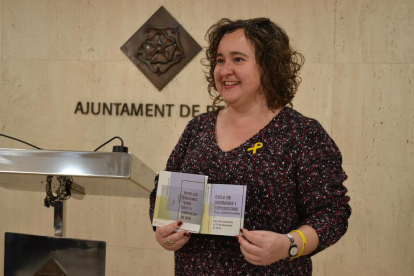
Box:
237, 229, 290, 265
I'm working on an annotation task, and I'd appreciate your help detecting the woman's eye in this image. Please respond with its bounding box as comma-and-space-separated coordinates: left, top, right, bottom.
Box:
235, 57, 243, 62
216, 59, 224, 64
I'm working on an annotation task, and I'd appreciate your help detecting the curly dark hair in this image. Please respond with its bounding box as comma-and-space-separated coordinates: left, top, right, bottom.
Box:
203, 18, 304, 110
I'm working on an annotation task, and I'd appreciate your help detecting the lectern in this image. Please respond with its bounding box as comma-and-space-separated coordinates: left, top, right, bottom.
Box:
0, 148, 156, 276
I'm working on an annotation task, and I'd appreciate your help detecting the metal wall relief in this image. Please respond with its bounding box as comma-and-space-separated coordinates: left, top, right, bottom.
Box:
121, 6, 202, 91
137, 26, 184, 75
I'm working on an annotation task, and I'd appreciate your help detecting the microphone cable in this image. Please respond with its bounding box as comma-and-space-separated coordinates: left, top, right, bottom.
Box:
0, 133, 43, 150
0, 133, 127, 153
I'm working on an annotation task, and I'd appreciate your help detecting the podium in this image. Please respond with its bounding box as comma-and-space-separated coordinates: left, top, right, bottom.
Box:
0, 148, 155, 235
0, 148, 156, 276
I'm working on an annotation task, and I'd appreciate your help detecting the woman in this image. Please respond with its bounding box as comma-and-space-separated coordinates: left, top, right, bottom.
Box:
150, 18, 351, 275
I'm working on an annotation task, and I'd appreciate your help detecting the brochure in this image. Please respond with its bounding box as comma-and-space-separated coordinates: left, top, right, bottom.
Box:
152, 171, 246, 236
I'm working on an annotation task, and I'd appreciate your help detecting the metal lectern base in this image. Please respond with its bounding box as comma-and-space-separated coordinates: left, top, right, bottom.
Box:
4, 233, 106, 276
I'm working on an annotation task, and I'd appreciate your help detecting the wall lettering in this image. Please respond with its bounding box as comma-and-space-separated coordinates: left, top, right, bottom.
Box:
74, 102, 218, 118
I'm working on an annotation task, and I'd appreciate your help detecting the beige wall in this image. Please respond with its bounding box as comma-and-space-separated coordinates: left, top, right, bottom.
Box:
0, 0, 413, 275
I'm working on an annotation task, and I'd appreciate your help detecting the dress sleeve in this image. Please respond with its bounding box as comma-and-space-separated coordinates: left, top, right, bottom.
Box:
149, 119, 196, 226
294, 119, 351, 255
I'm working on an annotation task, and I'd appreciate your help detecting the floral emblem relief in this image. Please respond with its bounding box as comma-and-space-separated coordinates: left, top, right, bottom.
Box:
136, 26, 185, 76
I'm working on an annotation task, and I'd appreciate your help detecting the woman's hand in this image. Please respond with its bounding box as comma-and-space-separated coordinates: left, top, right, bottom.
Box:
155, 221, 191, 251
237, 229, 290, 265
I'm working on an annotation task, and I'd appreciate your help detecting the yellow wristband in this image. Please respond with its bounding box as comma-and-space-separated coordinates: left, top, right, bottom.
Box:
291, 230, 307, 258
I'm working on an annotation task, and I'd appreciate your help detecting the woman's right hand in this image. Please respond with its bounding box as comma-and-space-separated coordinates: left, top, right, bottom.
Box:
155, 221, 192, 251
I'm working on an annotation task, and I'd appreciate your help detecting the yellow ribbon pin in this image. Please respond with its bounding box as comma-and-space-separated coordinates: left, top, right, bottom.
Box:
247, 142, 263, 154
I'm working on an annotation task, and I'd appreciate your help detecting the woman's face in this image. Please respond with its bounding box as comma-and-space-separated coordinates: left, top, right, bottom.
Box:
214, 29, 263, 109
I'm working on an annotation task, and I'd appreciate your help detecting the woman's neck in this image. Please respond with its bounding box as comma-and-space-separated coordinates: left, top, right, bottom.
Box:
215, 102, 283, 152
221, 99, 279, 127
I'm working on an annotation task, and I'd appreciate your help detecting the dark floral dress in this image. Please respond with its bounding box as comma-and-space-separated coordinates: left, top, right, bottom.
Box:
150, 107, 351, 275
